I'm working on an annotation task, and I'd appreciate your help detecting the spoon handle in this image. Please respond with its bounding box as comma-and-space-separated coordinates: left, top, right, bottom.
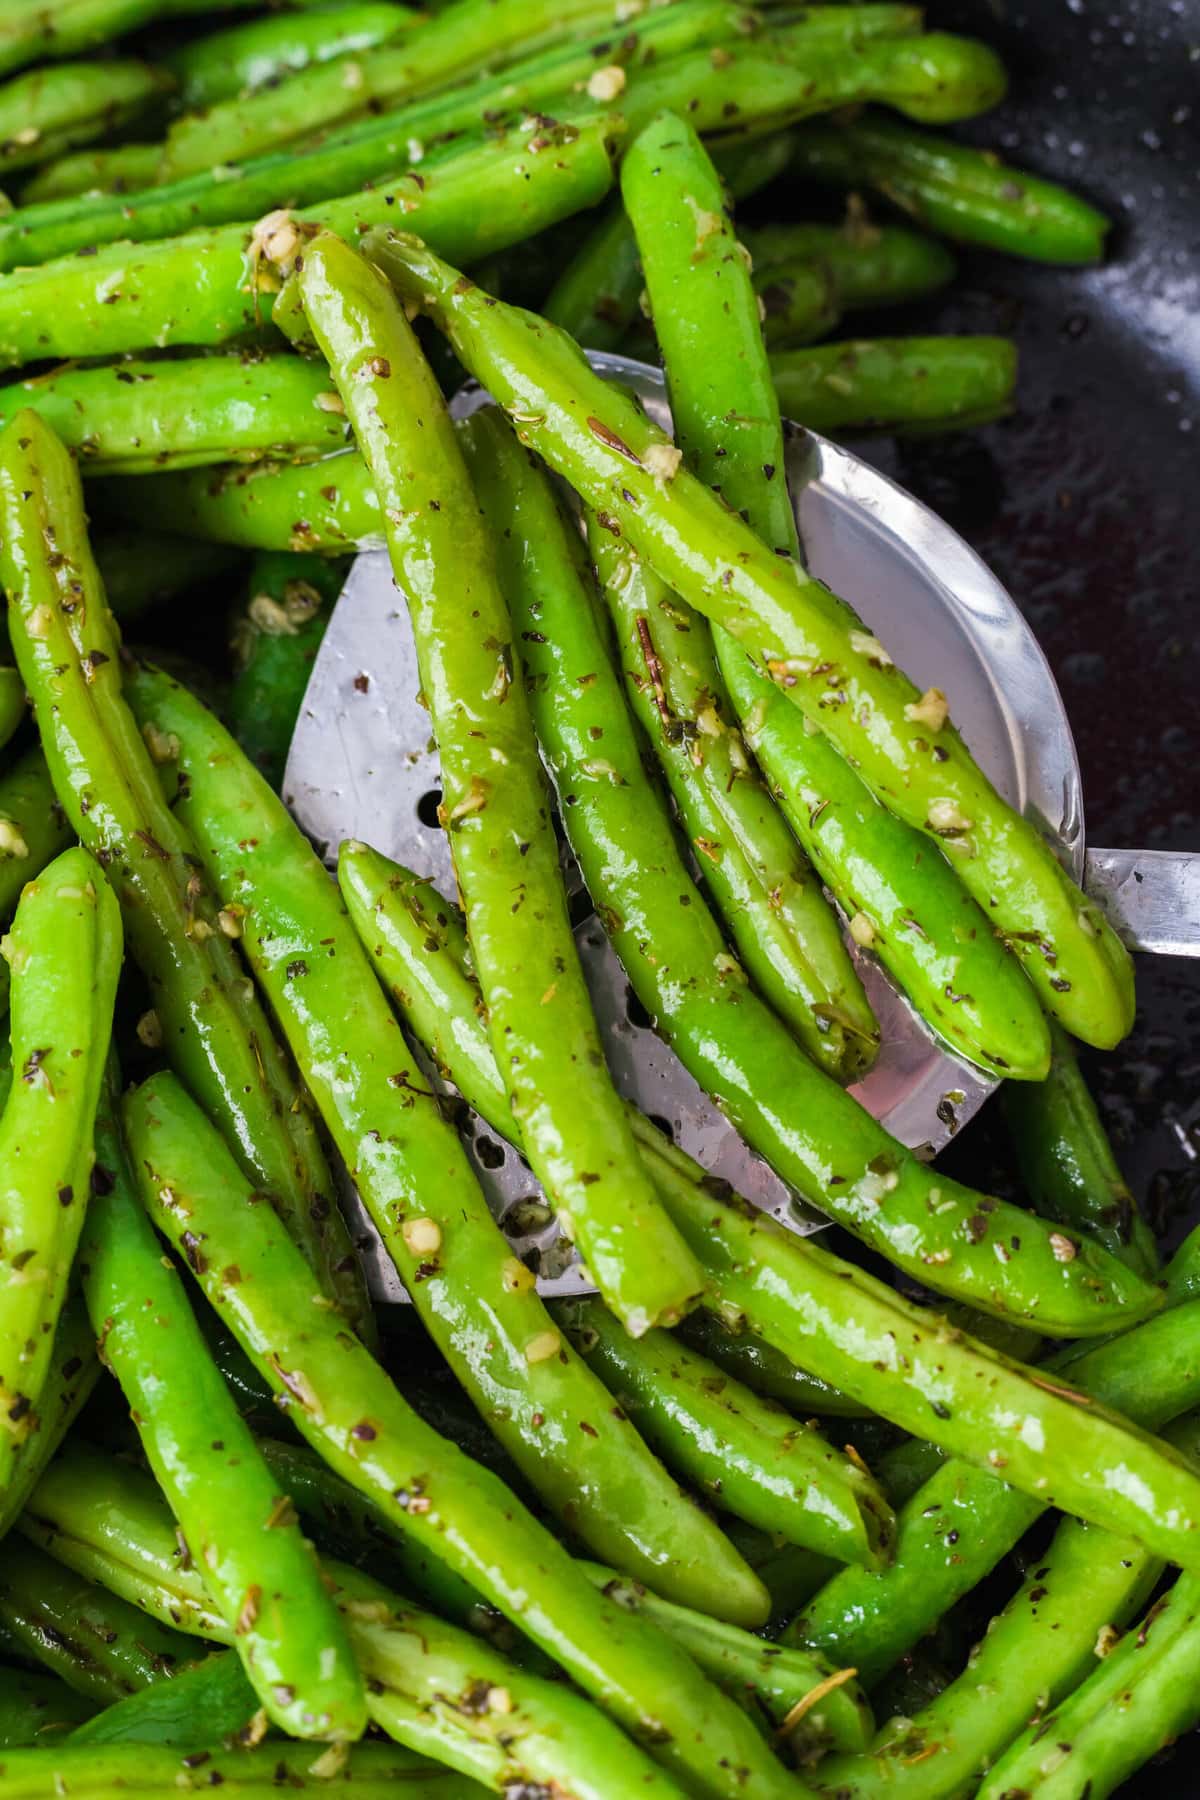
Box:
1086, 848, 1200, 956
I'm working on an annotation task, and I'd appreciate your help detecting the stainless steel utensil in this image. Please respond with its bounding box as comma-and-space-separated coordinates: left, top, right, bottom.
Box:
284, 353, 1200, 1300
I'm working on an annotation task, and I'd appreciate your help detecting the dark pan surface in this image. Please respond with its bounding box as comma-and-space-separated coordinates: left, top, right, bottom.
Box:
813, 1, 1198, 1786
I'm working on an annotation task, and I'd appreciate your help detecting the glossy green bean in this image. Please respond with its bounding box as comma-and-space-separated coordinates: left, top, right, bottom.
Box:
0, 60, 168, 176
25, 1446, 693, 1800
0, 847, 121, 1497
78, 1070, 366, 1739
0, 354, 349, 474
723, 640, 1054, 1081
254, 1437, 493, 1635
789, 111, 1111, 263
978, 1571, 1200, 1800
674, 1310, 868, 1418
1001, 1019, 1158, 1276
22, 1445, 229, 1640
0, 1741, 478, 1797
168, 3, 419, 109
125, 664, 762, 1620
650, 105, 1023, 1079
747, 217, 958, 306
467, 395, 874, 1082
124, 1070, 804, 1800
0, 745, 72, 925
332, 1560, 693, 1800
291, 231, 702, 1334
18, 141, 159, 201
818, 1520, 1163, 1796
0, 1540, 193, 1703
770, 336, 1018, 433
161, 0, 675, 177
0, 1668, 96, 1746
335, 845, 1200, 1579
418, 398, 1122, 1321
785, 1300, 1200, 1684
227, 550, 347, 786
0, 1295, 97, 1543
377, 234, 1134, 1049
0, 0, 263, 81
0, 411, 369, 1335
580, 1560, 871, 1756
0, 117, 618, 364
558, 1297, 894, 1566
91, 448, 384, 552
0, 4, 743, 270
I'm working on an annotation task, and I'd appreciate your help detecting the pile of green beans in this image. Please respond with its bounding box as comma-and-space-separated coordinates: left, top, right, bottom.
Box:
0, 1, 1185, 1794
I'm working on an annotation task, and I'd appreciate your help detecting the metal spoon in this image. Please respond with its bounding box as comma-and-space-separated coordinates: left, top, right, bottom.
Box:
284, 353, 1200, 1300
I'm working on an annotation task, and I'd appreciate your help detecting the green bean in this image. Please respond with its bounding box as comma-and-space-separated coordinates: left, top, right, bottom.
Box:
558, 1298, 893, 1566
0, 1668, 96, 1746
334, 840, 1200, 1577
789, 110, 1112, 263
0, 412, 370, 1336
0, 1294, 98, 1543
378, 235, 1134, 1049
770, 336, 1018, 434
0, 745, 72, 925
0, 1540, 193, 1703
596, 537, 878, 1075
168, 3, 420, 110
977, 1571, 1200, 1800
460, 431, 1135, 1322
0, 8, 714, 270
0, 847, 121, 1497
92, 448, 384, 552
227, 550, 347, 787
747, 217, 958, 306
78, 1070, 366, 1740
0, 0, 265, 81
0, 354, 349, 474
543, 197, 648, 354
162, 0, 684, 177
69, 1650, 259, 1747
1001, 1020, 1158, 1277
640, 118, 1024, 1083
254, 1437, 494, 1635
432, 395, 1122, 1317
124, 1071, 805, 1800
542, 135, 848, 353
0, 60, 169, 177
724, 641, 1054, 1081
290, 231, 703, 1334
22, 1444, 229, 1640
723, 1521, 835, 1628
333, 1560, 695, 1800
0, 1741, 479, 1797
160, 0, 762, 180
578, 1560, 870, 1757
93, 530, 244, 623
674, 1310, 869, 1419
468, 388, 875, 1081
125, 666, 762, 1621
27, 1446, 692, 1799
817, 1521, 1164, 1796
0, 14, 993, 275
0, 116, 618, 364
785, 1300, 1200, 1685
18, 141, 159, 202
